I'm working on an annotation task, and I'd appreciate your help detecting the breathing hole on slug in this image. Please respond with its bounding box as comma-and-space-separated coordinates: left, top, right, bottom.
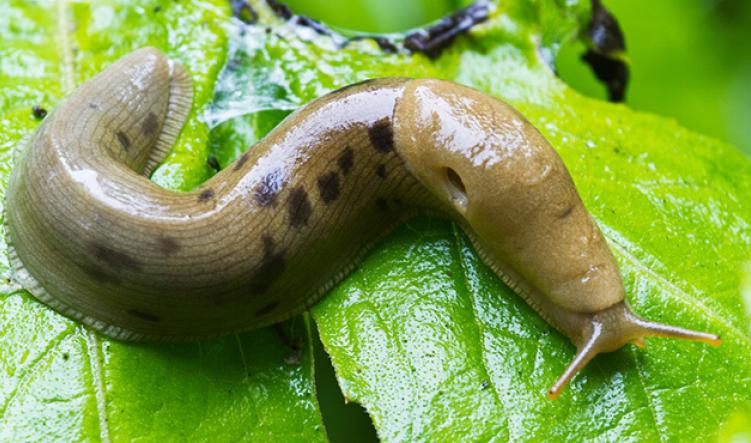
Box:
444, 167, 468, 209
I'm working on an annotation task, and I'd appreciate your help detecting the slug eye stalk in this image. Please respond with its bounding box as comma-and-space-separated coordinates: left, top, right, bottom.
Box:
547, 303, 721, 400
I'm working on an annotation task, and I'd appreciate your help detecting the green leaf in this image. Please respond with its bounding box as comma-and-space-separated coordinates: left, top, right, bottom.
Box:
0, 1, 325, 441
204, 0, 751, 441
3, 0, 751, 442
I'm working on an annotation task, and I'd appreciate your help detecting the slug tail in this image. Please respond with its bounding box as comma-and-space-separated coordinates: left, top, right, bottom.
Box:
142, 57, 193, 176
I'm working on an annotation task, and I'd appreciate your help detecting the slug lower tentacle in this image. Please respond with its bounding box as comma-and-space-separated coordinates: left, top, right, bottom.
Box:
5, 47, 719, 398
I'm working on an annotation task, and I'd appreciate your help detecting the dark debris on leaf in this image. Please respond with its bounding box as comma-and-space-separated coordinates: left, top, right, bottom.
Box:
293, 15, 334, 37
266, 0, 293, 20
582, 50, 629, 102
265, 0, 332, 36
32, 105, 47, 119
582, 0, 629, 102
206, 155, 221, 172
345, 35, 400, 53
403, 1, 490, 59
262, 0, 489, 59
232, 0, 258, 24
587, 0, 625, 54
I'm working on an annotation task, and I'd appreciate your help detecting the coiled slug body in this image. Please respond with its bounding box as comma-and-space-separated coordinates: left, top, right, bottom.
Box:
5, 48, 719, 397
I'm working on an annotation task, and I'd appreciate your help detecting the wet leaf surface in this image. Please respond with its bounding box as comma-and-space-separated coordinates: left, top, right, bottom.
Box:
2, 0, 750, 441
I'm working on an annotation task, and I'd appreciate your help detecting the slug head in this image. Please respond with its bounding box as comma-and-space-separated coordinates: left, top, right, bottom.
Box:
393, 79, 720, 399
394, 78, 625, 314
547, 302, 720, 399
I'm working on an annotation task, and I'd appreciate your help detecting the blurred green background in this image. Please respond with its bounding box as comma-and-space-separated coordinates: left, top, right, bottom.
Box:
285, 0, 474, 34
286, 0, 751, 155
558, 0, 751, 156
281, 0, 751, 440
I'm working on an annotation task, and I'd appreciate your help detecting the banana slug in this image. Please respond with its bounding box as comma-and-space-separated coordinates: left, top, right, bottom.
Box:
5, 47, 720, 398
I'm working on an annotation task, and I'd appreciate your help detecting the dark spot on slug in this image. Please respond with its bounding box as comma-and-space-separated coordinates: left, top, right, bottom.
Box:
261, 234, 274, 254
337, 147, 354, 175
287, 186, 312, 227
198, 188, 215, 202
254, 168, 283, 207
375, 198, 389, 212
376, 164, 387, 178
84, 266, 121, 286
127, 309, 161, 322
234, 152, 250, 171
116, 131, 130, 151
369, 118, 394, 153
157, 236, 181, 255
557, 204, 575, 219
249, 235, 286, 294
31, 105, 47, 119
88, 102, 99, 109
91, 242, 141, 271
141, 112, 160, 135
403, 2, 489, 59
255, 301, 279, 317
317, 171, 340, 204
231, 0, 257, 24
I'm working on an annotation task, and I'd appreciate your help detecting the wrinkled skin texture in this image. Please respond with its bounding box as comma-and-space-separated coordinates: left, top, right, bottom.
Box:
5, 48, 719, 396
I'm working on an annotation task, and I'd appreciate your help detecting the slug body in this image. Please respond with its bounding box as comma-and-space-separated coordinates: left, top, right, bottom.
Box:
5, 48, 719, 397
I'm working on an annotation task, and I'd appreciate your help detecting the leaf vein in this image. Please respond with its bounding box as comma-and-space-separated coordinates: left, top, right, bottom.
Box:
85, 331, 110, 443
450, 223, 508, 436
601, 223, 751, 349
629, 347, 665, 443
